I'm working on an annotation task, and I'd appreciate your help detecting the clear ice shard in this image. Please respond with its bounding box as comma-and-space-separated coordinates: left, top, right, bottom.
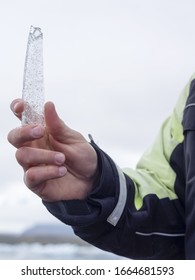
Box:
21, 25, 45, 126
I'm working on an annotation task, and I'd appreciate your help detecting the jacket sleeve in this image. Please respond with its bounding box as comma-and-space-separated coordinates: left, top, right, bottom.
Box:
43, 139, 185, 260
183, 79, 195, 259
43, 74, 195, 260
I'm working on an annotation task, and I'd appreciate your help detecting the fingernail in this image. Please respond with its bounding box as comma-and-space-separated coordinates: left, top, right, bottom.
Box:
59, 166, 66, 176
55, 153, 65, 164
31, 126, 43, 138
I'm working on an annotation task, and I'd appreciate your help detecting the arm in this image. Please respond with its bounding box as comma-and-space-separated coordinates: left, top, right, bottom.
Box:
8, 96, 186, 260
44, 139, 185, 260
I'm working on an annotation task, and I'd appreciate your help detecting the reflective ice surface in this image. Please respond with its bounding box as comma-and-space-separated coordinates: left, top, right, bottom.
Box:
22, 26, 45, 126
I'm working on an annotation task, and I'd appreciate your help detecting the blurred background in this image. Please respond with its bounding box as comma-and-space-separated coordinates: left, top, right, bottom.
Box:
0, 0, 195, 259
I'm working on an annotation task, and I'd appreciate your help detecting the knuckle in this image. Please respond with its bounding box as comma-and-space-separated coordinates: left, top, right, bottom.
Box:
15, 148, 24, 164
7, 129, 15, 145
15, 147, 30, 165
8, 127, 30, 148
25, 169, 36, 187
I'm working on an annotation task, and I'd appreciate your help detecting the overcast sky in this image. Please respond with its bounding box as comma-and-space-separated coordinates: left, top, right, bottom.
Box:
1, 0, 195, 232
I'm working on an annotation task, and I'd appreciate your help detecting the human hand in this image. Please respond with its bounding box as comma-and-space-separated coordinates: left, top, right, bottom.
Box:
7, 99, 99, 201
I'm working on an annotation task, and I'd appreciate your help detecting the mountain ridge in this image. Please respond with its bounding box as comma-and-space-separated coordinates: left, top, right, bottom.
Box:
0, 223, 87, 245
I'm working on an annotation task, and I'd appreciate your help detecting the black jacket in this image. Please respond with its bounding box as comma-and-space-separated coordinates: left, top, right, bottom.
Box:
44, 75, 195, 259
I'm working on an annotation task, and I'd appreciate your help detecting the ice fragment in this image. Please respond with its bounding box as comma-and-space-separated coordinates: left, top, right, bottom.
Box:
22, 25, 45, 126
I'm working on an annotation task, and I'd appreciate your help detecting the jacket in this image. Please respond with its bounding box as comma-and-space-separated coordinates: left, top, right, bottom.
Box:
43, 74, 195, 259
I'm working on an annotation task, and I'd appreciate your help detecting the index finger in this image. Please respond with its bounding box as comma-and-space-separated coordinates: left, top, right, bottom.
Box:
7, 125, 45, 149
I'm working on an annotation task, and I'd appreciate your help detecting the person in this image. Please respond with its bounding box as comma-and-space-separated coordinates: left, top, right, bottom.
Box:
7, 74, 195, 260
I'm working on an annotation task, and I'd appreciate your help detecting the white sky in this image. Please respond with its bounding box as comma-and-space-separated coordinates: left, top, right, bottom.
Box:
1, 0, 195, 232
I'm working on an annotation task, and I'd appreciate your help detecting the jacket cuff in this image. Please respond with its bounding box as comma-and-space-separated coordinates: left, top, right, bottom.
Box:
43, 141, 127, 227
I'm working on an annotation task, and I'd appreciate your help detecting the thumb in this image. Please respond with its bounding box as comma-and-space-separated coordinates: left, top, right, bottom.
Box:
44, 101, 71, 142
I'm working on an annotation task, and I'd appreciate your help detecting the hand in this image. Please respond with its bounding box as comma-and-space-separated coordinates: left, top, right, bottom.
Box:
7, 99, 99, 201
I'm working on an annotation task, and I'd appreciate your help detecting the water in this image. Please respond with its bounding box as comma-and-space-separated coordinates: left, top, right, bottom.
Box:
0, 243, 125, 260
